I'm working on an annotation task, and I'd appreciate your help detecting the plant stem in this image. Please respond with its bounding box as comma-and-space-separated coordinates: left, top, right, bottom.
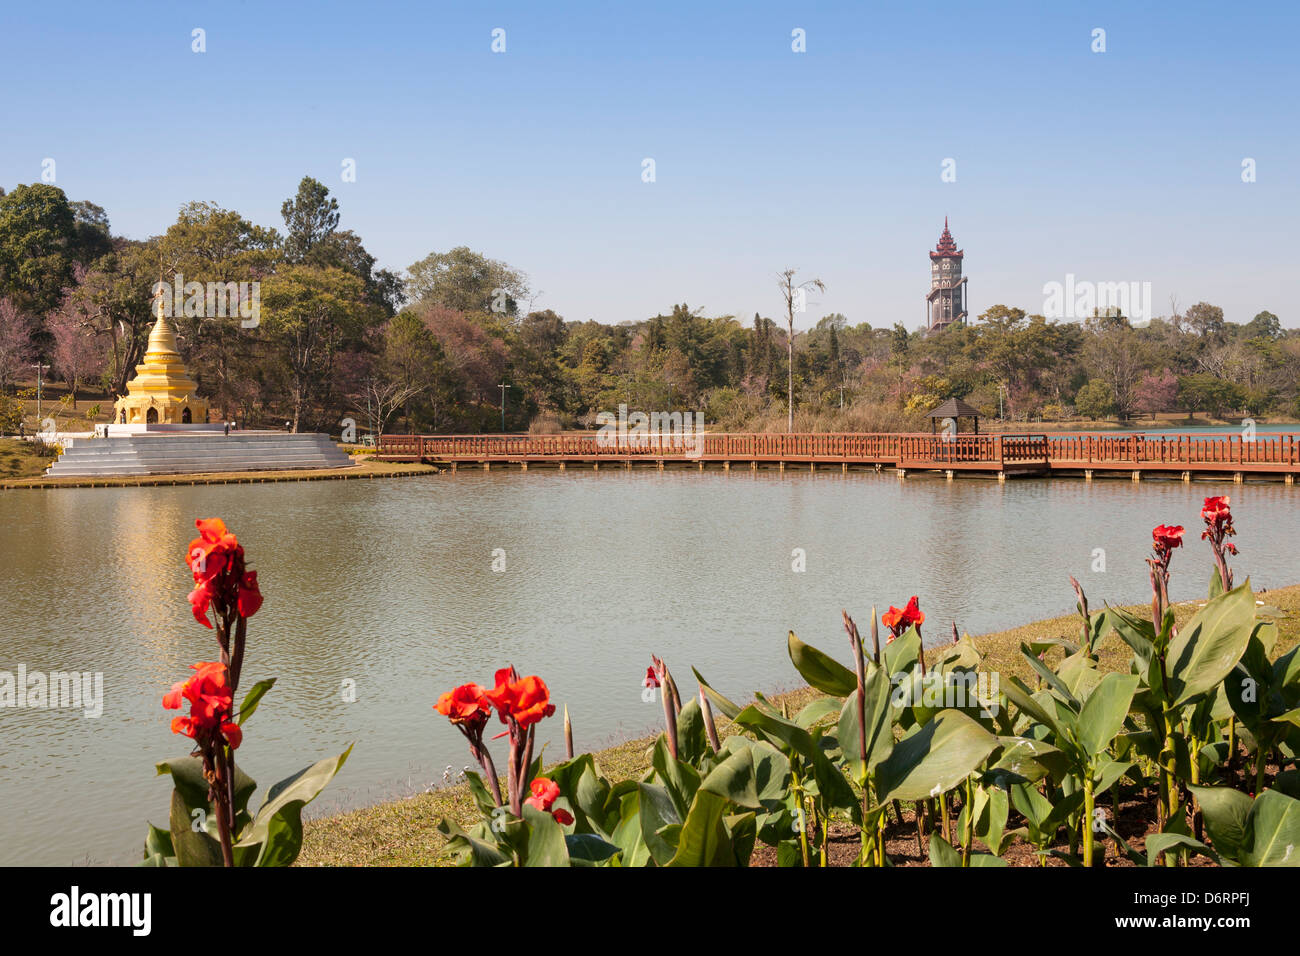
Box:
1161, 708, 1179, 867
209, 750, 235, 867
962, 776, 973, 867
1082, 775, 1095, 867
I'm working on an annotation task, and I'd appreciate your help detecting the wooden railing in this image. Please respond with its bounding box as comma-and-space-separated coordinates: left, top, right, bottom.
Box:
1045, 432, 1299, 467
378, 431, 1300, 472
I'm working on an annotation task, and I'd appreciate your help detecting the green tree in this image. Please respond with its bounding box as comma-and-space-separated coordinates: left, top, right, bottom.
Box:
1178, 373, 1245, 419
1074, 379, 1116, 420
1243, 310, 1281, 342
280, 177, 340, 263
305, 229, 403, 315
0, 184, 80, 316
259, 265, 380, 431
406, 247, 529, 315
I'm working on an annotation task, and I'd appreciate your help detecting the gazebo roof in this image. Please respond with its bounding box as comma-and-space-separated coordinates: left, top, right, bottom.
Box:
927, 397, 982, 420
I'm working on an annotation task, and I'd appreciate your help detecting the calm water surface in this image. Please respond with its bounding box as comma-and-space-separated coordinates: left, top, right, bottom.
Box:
2, 470, 1298, 865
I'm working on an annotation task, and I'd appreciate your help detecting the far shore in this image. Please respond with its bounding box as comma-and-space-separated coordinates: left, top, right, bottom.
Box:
0, 453, 437, 490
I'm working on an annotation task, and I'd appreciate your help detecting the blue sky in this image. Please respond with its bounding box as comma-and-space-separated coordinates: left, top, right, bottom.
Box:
2, 1, 1296, 328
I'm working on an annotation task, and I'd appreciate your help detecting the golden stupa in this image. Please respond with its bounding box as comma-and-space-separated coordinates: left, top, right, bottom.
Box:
113, 295, 208, 425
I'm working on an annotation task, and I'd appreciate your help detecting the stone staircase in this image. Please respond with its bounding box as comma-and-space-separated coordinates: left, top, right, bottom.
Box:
46, 432, 355, 478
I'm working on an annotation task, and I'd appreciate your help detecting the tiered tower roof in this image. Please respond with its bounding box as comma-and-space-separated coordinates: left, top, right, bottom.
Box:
929, 217, 963, 260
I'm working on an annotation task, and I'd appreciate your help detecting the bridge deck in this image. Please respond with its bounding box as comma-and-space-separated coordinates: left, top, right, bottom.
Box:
377, 431, 1300, 481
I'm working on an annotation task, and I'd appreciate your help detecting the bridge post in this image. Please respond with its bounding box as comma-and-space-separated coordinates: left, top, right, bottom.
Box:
841, 462, 847, 474
483, 462, 490, 472
779, 461, 785, 473
1131, 470, 1140, 482
1234, 472, 1243, 484
698, 460, 704, 472
520, 461, 527, 472
1084, 469, 1092, 482
1182, 471, 1190, 482
809, 462, 815, 474
657, 459, 663, 471
723, 461, 730, 472
559, 461, 566, 471
750, 460, 757, 471
1287, 473, 1294, 486
897, 469, 906, 480
946, 470, 954, 481
997, 472, 1006, 483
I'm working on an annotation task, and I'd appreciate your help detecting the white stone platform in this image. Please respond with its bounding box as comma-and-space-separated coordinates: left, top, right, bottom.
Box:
45, 432, 355, 478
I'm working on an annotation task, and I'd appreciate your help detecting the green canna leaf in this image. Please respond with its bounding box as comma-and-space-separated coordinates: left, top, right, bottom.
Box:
1167, 581, 1256, 708
875, 709, 999, 803
787, 630, 857, 698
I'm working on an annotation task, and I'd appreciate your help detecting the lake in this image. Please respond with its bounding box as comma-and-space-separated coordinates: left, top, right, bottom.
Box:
2, 468, 1297, 864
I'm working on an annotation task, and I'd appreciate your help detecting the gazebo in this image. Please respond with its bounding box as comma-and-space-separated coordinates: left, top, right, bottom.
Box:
928, 397, 982, 434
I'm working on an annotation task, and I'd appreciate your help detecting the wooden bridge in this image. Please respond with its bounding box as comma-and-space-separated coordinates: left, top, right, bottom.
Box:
377, 431, 1300, 483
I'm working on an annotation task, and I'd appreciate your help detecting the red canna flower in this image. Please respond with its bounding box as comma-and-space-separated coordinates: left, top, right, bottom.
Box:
525, 777, 573, 825
187, 579, 218, 627
644, 665, 660, 688
1201, 495, 1231, 526
237, 571, 263, 618
484, 667, 556, 728
435, 683, 493, 731
163, 661, 242, 750
184, 518, 263, 628
1201, 496, 1238, 553
882, 596, 925, 641
1147, 524, 1186, 632
1200, 495, 1239, 590
1152, 524, 1185, 556
187, 517, 241, 582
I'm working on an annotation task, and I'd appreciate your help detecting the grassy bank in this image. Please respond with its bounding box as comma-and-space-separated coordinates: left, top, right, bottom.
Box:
0, 454, 437, 489
298, 582, 1300, 866
0, 438, 58, 479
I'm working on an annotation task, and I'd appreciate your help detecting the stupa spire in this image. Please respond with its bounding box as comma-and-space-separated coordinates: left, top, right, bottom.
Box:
111, 288, 208, 426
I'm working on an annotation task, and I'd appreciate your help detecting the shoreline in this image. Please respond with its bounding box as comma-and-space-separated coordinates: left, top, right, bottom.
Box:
296, 583, 1300, 866
0, 457, 439, 490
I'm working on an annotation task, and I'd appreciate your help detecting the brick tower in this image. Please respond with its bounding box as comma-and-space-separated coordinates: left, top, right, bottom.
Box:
925, 218, 968, 334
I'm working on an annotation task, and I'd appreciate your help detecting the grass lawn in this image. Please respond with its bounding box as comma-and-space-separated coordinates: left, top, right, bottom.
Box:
0, 439, 58, 480
0, 454, 436, 488
297, 581, 1300, 866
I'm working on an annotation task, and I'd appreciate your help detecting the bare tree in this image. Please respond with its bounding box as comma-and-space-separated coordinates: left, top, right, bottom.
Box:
777, 269, 824, 431
1084, 324, 1147, 421
351, 377, 426, 438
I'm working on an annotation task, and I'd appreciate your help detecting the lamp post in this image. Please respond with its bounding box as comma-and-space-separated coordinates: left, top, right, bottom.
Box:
30, 362, 50, 424
498, 383, 511, 432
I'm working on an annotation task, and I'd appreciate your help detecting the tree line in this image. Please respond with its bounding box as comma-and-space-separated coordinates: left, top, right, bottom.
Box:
0, 177, 1294, 436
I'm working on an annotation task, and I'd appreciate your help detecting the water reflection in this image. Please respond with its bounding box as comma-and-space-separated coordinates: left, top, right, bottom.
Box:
1, 470, 1298, 863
